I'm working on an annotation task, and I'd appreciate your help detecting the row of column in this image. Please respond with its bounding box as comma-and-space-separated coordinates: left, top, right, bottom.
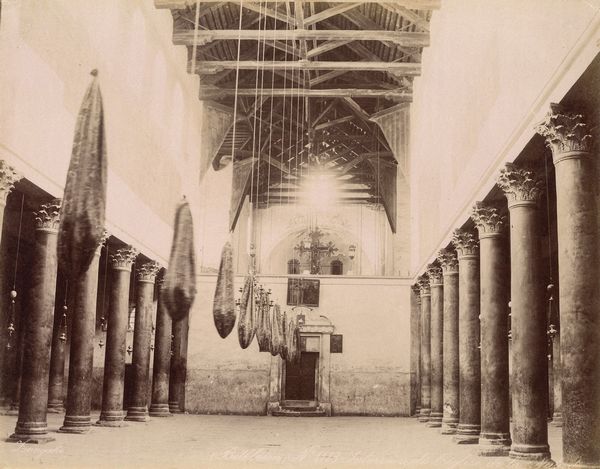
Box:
0, 180, 189, 442
414, 105, 599, 468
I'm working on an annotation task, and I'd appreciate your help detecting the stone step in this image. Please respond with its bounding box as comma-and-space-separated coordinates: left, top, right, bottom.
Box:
272, 408, 327, 417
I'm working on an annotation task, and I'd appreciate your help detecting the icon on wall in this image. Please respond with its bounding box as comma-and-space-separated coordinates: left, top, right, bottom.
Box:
287, 278, 320, 307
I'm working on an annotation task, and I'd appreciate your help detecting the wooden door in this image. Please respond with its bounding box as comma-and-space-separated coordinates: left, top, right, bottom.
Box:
285, 352, 318, 401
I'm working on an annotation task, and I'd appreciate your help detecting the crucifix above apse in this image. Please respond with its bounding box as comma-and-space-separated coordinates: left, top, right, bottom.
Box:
294, 227, 338, 275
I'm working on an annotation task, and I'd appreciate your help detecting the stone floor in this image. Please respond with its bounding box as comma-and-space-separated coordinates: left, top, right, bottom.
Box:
0, 412, 563, 469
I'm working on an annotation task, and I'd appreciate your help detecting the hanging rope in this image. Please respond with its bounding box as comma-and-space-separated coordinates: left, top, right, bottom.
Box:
6, 193, 24, 350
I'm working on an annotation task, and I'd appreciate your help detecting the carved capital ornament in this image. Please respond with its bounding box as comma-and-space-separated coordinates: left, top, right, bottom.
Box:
452, 229, 479, 258
0, 161, 22, 205
110, 246, 138, 271
497, 163, 543, 206
417, 275, 431, 296
137, 261, 161, 283
34, 199, 62, 232
471, 202, 506, 237
426, 263, 443, 285
535, 103, 593, 159
438, 247, 459, 274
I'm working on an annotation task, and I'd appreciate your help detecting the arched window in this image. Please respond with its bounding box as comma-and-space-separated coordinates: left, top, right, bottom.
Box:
330, 260, 343, 275
287, 259, 300, 275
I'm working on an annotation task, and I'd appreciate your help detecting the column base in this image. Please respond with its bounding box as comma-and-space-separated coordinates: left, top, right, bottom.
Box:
414, 406, 421, 418
46, 404, 65, 414
441, 418, 459, 435
125, 406, 150, 422
418, 408, 431, 423
551, 412, 563, 427
453, 424, 481, 444
561, 464, 600, 469
509, 444, 553, 465
478, 433, 511, 456
96, 410, 126, 426
8, 421, 54, 443
7, 433, 55, 444
169, 401, 183, 414
5, 405, 19, 416
59, 415, 92, 434
427, 412, 442, 428
149, 404, 172, 417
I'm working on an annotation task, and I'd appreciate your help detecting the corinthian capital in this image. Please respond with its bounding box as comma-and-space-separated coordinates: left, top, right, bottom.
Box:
535, 103, 592, 156
34, 199, 62, 232
452, 229, 479, 258
497, 163, 543, 205
110, 246, 138, 271
411, 283, 422, 304
0, 161, 22, 205
426, 263, 443, 285
471, 202, 506, 236
137, 261, 161, 283
438, 247, 458, 274
417, 274, 430, 296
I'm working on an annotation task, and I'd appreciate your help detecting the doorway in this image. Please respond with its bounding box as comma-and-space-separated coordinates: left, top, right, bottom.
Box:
284, 352, 318, 401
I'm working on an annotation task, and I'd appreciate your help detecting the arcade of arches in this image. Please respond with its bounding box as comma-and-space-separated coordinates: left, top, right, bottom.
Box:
1, 1, 599, 468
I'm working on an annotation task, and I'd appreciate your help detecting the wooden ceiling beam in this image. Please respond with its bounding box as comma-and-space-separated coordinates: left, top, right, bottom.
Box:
156, 0, 440, 7
309, 70, 347, 87
303, 3, 361, 26
194, 60, 420, 74
200, 88, 412, 100
241, 2, 296, 26
306, 40, 353, 59
174, 29, 430, 47
380, 3, 431, 32
314, 115, 354, 131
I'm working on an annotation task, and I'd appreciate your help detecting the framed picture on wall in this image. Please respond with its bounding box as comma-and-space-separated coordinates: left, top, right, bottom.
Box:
287, 278, 320, 307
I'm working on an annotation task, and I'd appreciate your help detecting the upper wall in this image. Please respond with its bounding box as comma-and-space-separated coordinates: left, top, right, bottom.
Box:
410, 0, 600, 272
0, 0, 206, 262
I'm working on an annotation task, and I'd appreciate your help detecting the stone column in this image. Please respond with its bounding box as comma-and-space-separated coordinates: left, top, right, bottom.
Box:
0, 162, 22, 412
452, 229, 481, 444
548, 325, 562, 427
411, 284, 422, 417
125, 261, 160, 422
169, 315, 188, 414
438, 248, 459, 434
497, 163, 551, 462
418, 275, 431, 423
8, 200, 60, 443
47, 296, 67, 413
426, 263, 443, 428
59, 232, 106, 434
537, 106, 599, 468
97, 246, 137, 426
0, 160, 21, 239
149, 272, 173, 417
472, 202, 511, 455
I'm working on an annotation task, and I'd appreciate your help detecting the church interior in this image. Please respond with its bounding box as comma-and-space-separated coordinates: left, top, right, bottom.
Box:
1, 1, 599, 468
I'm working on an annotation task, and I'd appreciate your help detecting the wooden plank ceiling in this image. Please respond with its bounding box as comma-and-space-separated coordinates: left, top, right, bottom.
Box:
155, 1, 436, 208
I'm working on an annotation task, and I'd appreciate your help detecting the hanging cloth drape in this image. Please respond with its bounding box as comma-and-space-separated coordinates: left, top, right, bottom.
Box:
58, 70, 107, 280
162, 199, 197, 320
270, 304, 283, 357
213, 241, 236, 338
238, 275, 255, 349
255, 288, 271, 352
280, 310, 288, 361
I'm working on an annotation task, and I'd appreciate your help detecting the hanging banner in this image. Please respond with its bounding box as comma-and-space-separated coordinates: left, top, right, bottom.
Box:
368, 158, 398, 234
229, 157, 255, 232
370, 104, 410, 180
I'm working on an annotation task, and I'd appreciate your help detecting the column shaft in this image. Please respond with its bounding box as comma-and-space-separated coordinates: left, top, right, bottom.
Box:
59, 251, 101, 433
169, 316, 188, 413
551, 333, 562, 426
554, 151, 600, 466
149, 281, 172, 417
125, 262, 159, 422
418, 283, 431, 422
9, 200, 60, 443
47, 299, 67, 413
97, 247, 136, 426
440, 253, 459, 434
477, 230, 511, 455
427, 266, 443, 428
410, 285, 422, 417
